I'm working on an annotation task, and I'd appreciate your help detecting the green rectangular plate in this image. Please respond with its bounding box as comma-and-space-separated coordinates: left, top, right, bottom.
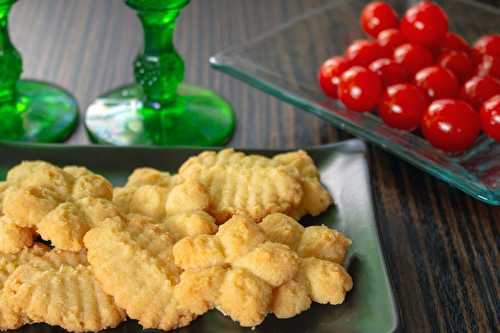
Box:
0, 139, 398, 333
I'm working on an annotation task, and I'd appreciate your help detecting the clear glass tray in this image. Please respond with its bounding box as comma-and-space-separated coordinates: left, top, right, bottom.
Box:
210, 0, 500, 205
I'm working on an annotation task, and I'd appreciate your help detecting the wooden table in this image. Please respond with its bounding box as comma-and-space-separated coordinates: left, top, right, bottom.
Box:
11, 0, 499, 332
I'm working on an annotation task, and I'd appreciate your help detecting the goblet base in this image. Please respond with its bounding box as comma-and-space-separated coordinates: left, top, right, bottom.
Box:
0, 80, 79, 142
85, 83, 235, 146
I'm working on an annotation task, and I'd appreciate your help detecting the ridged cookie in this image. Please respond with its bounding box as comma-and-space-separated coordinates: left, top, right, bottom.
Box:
2, 161, 120, 252
179, 149, 331, 220
0, 244, 49, 330
172, 216, 301, 327
172, 215, 353, 326
185, 164, 303, 223
179, 149, 274, 174
84, 218, 194, 330
3, 249, 125, 332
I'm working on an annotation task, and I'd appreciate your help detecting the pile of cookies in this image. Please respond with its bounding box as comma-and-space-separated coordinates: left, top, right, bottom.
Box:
0, 149, 353, 332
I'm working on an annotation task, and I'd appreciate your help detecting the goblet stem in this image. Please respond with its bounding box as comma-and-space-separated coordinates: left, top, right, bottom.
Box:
141, 11, 177, 54
85, 0, 234, 146
133, 4, 187, 109
0, 0, 22, 105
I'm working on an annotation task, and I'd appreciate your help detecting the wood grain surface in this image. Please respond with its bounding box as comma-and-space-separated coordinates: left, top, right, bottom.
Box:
9, 0, 500, 332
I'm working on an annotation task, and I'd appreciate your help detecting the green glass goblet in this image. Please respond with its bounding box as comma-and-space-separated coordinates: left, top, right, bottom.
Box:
85, 0, 235, 146
0, 0, 79, 142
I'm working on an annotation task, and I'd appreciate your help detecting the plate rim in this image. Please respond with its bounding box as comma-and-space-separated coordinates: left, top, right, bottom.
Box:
0, 137, 366, 153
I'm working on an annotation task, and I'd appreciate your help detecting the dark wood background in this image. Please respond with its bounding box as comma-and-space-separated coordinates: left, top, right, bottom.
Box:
10, 0, 499, 332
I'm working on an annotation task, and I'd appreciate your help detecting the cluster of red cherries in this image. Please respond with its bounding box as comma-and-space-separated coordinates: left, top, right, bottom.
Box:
318, 1, 500, 152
